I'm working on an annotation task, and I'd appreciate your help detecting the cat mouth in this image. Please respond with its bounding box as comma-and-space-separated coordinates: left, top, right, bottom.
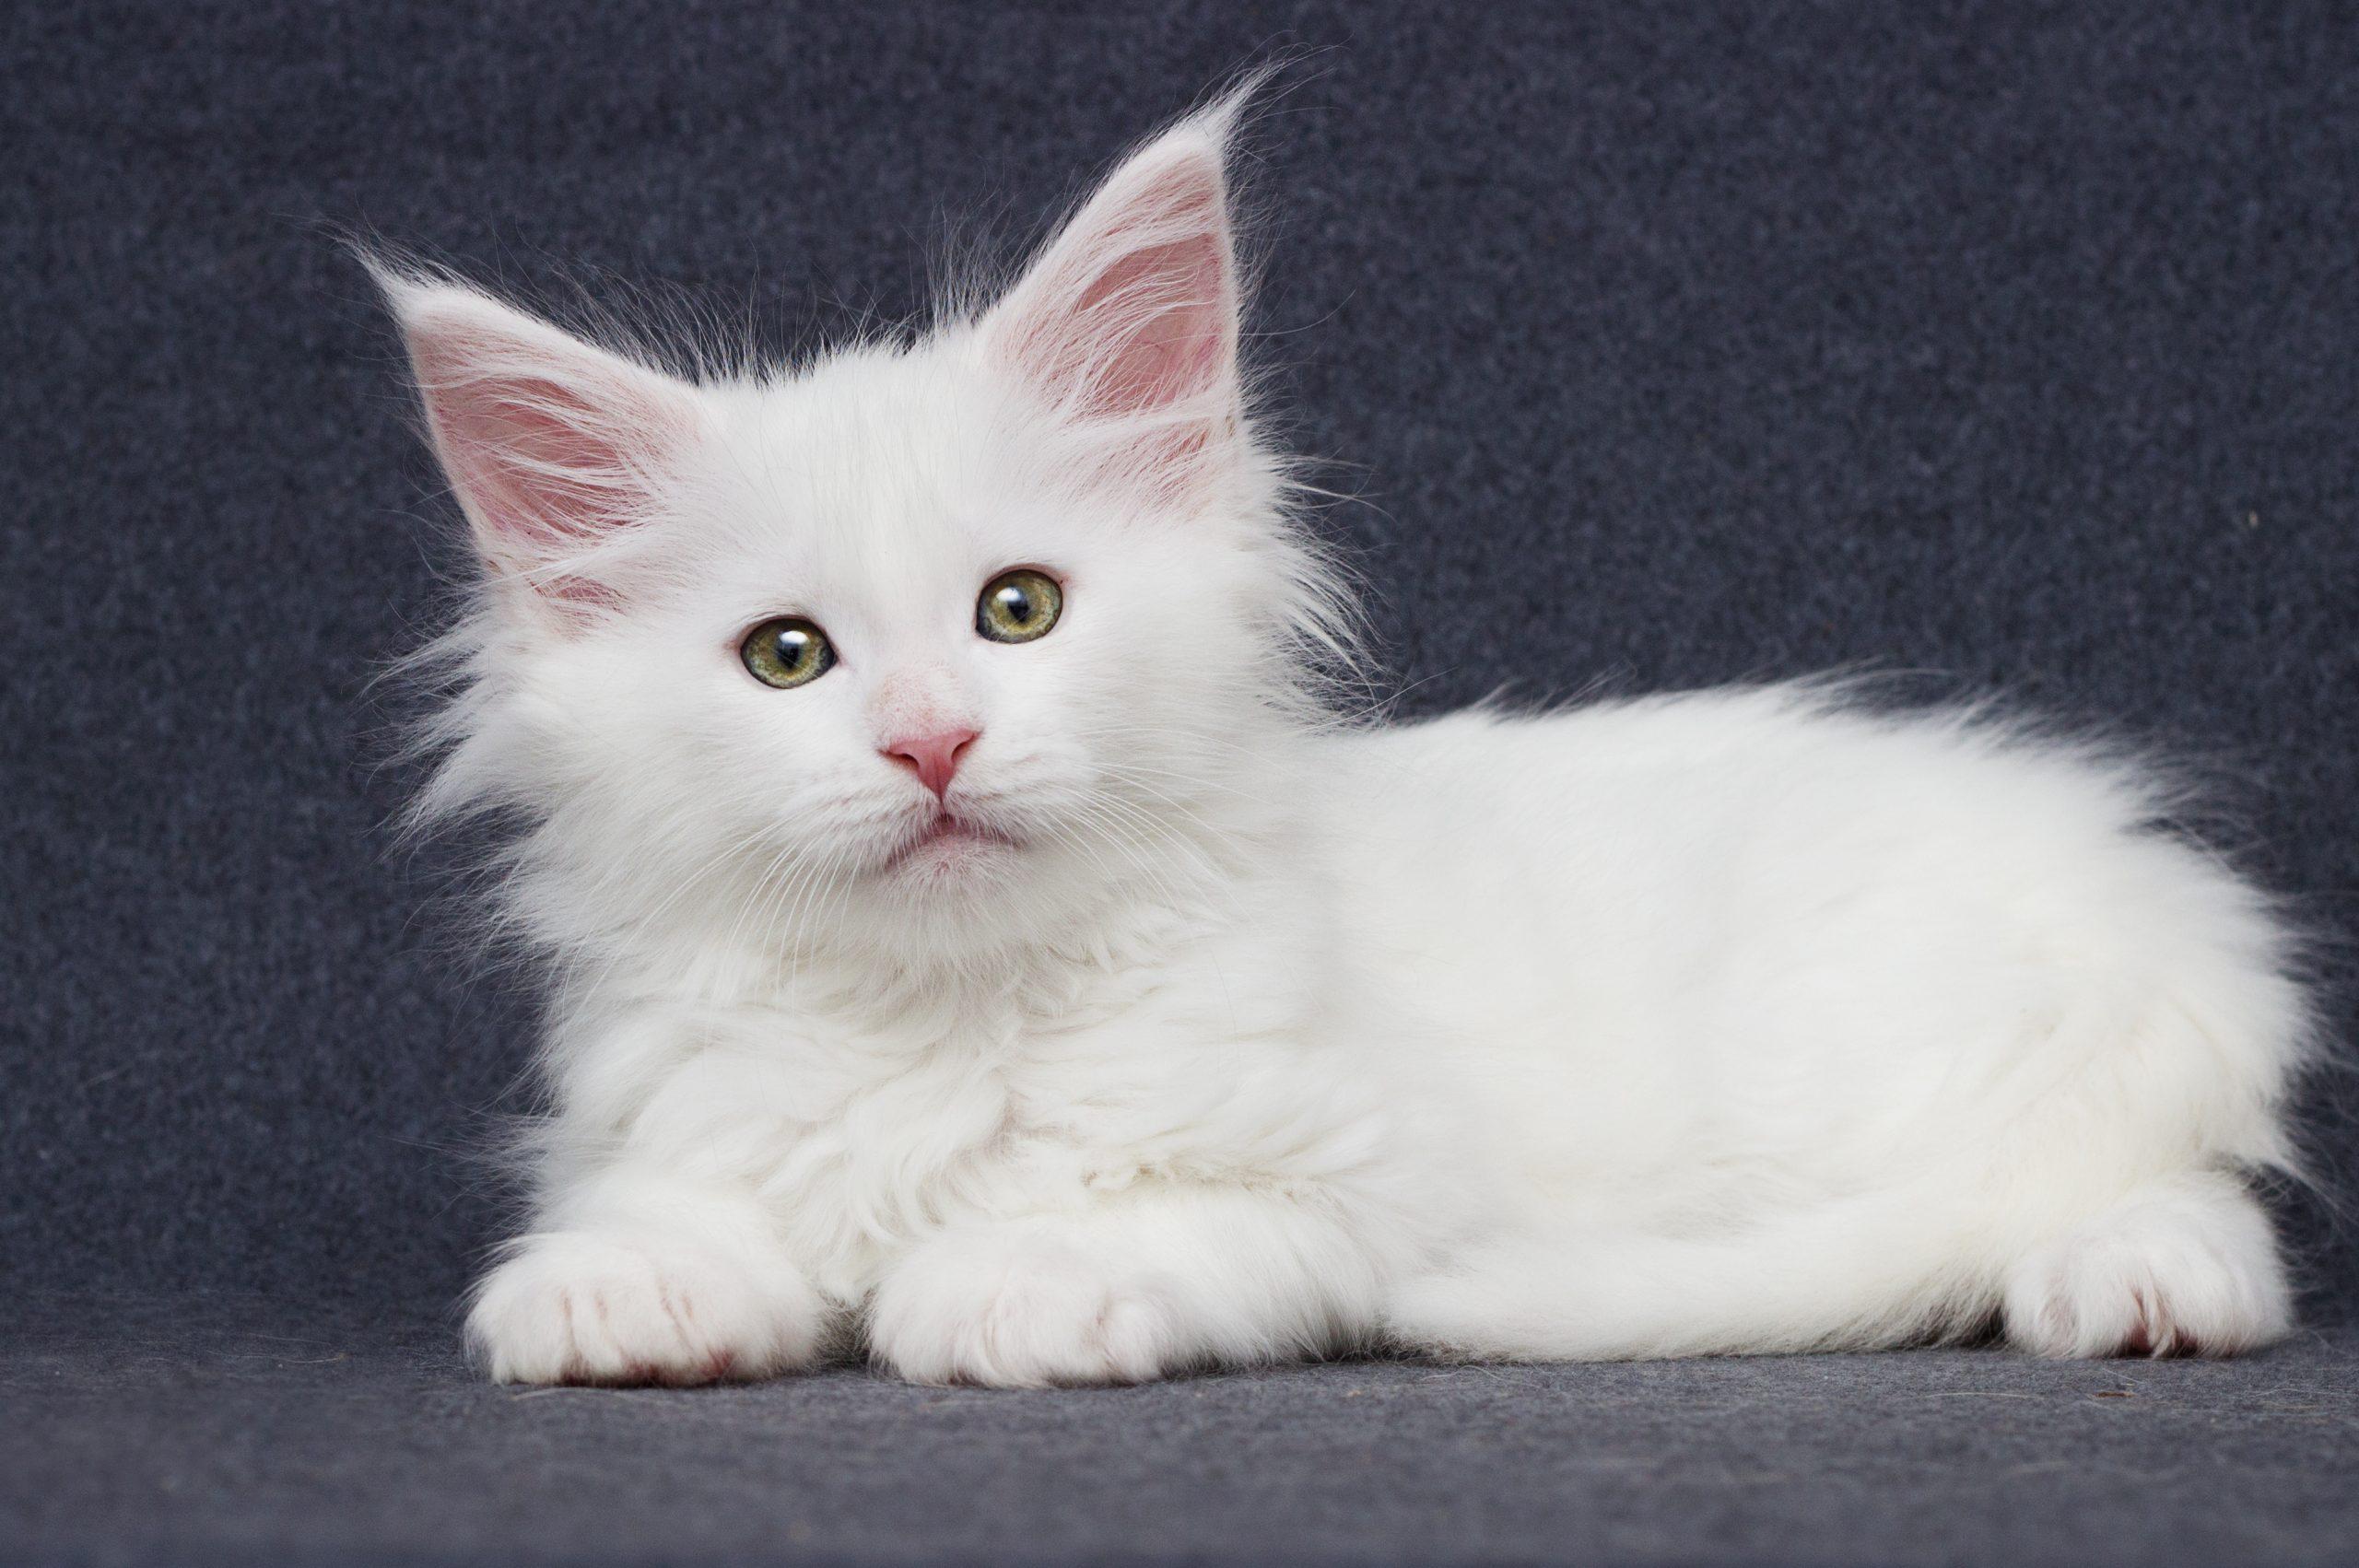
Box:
886, 809, 1018, 870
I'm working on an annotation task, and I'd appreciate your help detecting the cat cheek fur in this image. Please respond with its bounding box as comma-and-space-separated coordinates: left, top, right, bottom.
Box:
381, 88, 2317, 1387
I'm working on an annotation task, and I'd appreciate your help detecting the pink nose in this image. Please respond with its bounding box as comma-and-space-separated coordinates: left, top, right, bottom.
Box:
882, 728, 978, 800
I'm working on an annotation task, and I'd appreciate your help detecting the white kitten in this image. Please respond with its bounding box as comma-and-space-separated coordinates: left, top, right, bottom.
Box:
376, 91, 2314, 1387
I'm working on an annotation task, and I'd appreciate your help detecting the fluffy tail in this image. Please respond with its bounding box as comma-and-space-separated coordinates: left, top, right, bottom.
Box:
1382, 1190, 1995, 1361
1383, 1163, 2294, 1363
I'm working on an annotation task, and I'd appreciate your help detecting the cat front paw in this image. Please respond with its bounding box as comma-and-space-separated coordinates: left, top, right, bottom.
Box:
467, 1230, 824, 1386
867, 1228, 1187, 1388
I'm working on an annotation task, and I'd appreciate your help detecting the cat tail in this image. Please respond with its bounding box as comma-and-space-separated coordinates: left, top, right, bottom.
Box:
1381, 1190, 2001, 1361
1381, 1163, 2293, 1361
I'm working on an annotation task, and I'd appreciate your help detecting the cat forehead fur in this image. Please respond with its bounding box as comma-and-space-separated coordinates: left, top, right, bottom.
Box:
638, 336, 1282, 661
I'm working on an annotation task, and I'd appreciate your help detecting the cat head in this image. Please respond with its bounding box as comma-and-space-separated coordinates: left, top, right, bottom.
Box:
380, 94, 1352, 974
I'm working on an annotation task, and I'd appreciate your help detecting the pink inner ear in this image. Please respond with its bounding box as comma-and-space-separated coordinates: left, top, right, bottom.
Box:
1067, 232, 1226, 415
404, 310, 692, 603
1000, 151, 1238, 439
423, 370, 613, 550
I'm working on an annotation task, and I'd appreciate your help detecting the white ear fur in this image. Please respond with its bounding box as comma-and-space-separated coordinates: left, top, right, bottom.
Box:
378, 271, 704, 613
981, 100, 1247, 503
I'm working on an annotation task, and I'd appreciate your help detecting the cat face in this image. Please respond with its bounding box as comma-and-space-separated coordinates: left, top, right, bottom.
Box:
385, 97, 1337, 961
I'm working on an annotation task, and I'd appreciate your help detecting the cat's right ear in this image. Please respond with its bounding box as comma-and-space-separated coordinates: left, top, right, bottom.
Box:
373, 268, 705, 617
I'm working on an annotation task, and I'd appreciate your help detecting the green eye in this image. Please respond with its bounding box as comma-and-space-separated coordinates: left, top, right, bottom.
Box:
977, 568, 1062, 644
740, 616, 835, 689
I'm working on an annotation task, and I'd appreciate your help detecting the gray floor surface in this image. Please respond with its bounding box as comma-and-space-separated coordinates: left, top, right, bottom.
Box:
7, 1294, 2356, 1568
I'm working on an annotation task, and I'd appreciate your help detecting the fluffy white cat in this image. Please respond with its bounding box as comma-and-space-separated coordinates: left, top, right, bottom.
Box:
375, 90, 2315, 1387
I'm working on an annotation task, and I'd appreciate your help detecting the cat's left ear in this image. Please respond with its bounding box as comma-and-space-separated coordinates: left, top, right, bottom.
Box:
980, 97, 1249, 506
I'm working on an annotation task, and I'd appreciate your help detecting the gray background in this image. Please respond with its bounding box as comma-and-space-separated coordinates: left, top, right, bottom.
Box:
6, 3, 2359, 1563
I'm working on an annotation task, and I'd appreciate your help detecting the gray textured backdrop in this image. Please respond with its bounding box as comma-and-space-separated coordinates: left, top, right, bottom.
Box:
6, 0, 2356, 1327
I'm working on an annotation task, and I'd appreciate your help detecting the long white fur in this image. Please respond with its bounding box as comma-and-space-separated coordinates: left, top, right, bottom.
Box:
376, 93, 2316, 1387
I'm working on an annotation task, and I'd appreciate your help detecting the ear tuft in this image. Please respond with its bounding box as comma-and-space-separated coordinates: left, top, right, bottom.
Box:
372, 263, 703, 610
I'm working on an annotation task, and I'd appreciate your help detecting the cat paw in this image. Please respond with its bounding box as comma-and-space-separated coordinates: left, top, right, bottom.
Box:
866, 1228, 1187, 1388
467, 1230, 824, 1386
2001, 1179, 2292, 1359
2005, 1244, 2203, 1358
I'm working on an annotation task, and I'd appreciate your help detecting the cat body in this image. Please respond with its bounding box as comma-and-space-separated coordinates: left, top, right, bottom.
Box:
380, 94, 2311, 1387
